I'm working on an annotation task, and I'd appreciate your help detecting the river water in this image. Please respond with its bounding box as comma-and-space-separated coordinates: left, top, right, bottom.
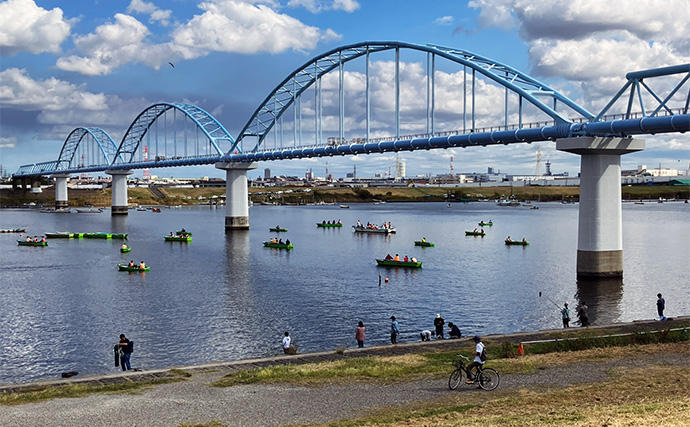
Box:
0, 201, 688, 383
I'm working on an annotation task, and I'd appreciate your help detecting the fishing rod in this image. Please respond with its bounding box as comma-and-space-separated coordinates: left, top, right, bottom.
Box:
539, 291, 564, 310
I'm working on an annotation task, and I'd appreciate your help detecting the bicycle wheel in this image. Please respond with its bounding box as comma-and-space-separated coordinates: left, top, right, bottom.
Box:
478, 368, 500, 391
448, 368, 464, 390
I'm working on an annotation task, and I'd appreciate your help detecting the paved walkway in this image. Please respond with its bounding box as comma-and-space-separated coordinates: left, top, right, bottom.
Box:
1, 318, 687, 427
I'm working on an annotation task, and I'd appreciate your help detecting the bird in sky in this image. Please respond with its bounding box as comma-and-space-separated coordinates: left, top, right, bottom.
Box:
168, 62, 175, 68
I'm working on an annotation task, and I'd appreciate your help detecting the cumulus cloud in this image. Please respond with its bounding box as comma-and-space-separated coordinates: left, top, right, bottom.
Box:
56, 14, 177, 76
126, 0, 172, 25
0, 136, 17, 148
173, 0, 341, 56
0, 0, 72, 55
288, 0, 360, 13
434, 16, 454, 26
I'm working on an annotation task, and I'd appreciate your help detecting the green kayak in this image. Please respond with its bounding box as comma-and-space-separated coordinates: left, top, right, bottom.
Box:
465, 231, 486, 236
165, 236, 192, 242
376, 259, 422, 268
17, 240, 48, 246
478, 222, 493, 226
84, 232, 128, 239
263, 241, 293, 249
120, 247, 131, 253
45, 232, 73, 238
118, 264, 149, 272
176, 230, 192, 236
505, 240, 529, 246
414, 240, 434, 247
269, 228, 288, 232
316, 223, 343, 228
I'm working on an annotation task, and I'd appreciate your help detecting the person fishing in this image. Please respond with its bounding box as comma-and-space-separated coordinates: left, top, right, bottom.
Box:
561, 302, 570, 328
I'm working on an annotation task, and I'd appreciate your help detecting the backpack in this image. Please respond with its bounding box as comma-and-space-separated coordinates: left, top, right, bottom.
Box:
479, 347, 487, 362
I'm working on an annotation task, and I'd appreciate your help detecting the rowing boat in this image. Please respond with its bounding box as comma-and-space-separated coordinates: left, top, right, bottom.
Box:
269, 228, 288, 232
505, 240, 529, 246
120, 247, 131, 253
317, 223, 343, 228
375, 259, 422, 268
17, 240, 48, 246
117, 264, 149, 272
176, 230, 192, 236
84, 232, 128, 239
0, 228, 26, 233
352, 225, 396, 234
263, 241, 293, 249
165, 236, 192, 242
478, 221, 493, 226
465, 231, 486, 236
414, 240, 434, 247
45, 232, 75, 238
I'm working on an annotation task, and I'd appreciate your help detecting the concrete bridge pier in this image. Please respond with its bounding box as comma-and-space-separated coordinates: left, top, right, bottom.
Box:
557, 137, 645, 278
30, 178, 42, 193
53, 174, 70, 209
215, 162, 258, 230
106, 170, 132, 215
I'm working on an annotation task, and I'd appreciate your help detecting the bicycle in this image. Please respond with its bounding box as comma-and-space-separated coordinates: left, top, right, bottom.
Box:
448, 354, 500, 391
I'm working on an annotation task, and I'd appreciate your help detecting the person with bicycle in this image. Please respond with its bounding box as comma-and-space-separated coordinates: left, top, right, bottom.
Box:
465, 335, 485, 384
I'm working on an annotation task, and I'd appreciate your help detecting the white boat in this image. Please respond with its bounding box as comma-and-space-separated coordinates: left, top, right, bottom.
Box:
340, 205, 350, 209
76, 207, 103, 213
496, 196, 520, 207
352, 225, 396, 234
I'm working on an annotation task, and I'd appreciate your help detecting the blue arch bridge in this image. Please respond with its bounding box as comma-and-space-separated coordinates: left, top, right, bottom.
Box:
12, 42, 690, 278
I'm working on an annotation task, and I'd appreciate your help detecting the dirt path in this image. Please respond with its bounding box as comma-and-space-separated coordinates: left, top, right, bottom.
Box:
1, 353, 686, 427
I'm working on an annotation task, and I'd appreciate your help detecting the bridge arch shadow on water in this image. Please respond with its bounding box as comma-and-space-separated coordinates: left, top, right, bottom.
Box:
13, 42, 689, 177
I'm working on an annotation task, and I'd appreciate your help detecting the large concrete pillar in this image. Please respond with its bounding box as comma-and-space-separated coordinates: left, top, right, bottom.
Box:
53, 174, 70, 209
215, 162, 257, 230
557, 137, 644, 278
106, 170, 132, 215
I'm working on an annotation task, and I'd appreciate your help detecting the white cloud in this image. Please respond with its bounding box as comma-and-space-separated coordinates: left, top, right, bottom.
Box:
434, 16, 454, 26
0, 0, 72, 55
173, 0, 341, 56
467, 0, 515, 30
56, 14, 176, 76
288, 0, 360, 13
126, 0, 172, 26
0, 136, 17, 148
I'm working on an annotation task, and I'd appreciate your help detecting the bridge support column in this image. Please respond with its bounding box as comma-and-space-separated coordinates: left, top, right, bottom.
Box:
557, 137, 644, 278
31, 178, 42, 193
215, 162, 257, 230
106, 170, 132, 215
53, 174, 70, 209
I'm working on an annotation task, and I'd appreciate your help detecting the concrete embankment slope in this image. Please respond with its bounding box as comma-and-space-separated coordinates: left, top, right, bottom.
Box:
1, 316, 687, 394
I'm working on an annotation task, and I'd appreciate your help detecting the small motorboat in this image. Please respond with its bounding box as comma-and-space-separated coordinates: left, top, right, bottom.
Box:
340, 205, 350, 209
352, 225, 396, 234
76, 207, 103, 213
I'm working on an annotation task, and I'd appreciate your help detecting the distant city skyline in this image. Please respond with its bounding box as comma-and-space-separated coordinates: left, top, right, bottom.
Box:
1, 1, 688, 178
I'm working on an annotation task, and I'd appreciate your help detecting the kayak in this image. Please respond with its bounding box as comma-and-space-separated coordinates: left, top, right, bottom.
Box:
465, 231, 486, 236
269, 228, 288, 232
414, 240, 434, 247
17, 240, 48, 246
165, 236, 192, 242
376, 259, 422, 268
505, 240, 529, 246
118, 264, 149, 272
46, 232, 74, 238
120, 247, 131, 253
176, 230, 192, 236
478, 222, 493, 226
317, 223, 343, 227
263, 241, 293, 249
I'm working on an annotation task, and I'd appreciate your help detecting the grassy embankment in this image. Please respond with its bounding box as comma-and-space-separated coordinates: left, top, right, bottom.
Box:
2, 184, 688, 207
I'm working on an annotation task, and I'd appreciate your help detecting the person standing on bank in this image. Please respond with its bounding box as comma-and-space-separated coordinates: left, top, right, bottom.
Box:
390, 316, 400, 344
577, 301, 589, 327
282, 331, 291, 354
115, 334, 133, 371
434, 313, 445, 339
561, 302, 571, 328
657, 293, 666, 320
355, 321, 365, 348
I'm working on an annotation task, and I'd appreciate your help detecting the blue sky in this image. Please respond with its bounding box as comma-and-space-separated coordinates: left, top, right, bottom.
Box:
1, 0, 688, 179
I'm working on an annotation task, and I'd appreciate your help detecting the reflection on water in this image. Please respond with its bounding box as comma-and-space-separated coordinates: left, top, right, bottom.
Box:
575, 277, 624, 326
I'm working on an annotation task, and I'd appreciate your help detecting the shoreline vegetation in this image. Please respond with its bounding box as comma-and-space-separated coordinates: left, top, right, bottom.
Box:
1, 184, 688, 207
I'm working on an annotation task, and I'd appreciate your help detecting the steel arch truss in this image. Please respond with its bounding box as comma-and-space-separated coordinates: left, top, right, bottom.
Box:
57, 127, 119, 170
236, 41, 595, 152
112, 103, 234, 165
595, 64, 690, 121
